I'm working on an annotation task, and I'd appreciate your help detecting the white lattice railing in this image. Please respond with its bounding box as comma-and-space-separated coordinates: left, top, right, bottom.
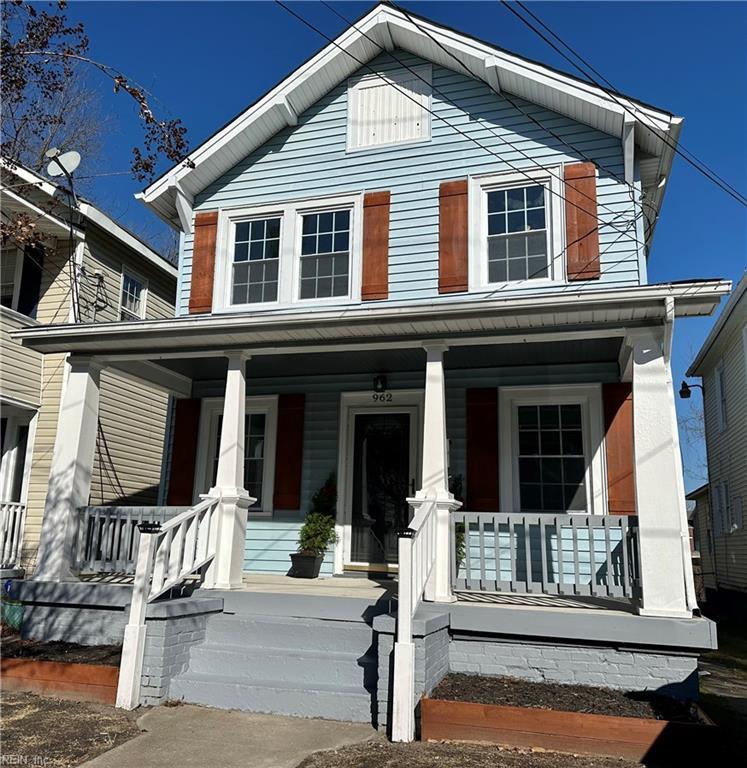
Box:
1, 502, 26, 569
115, 494, 220, 709
391, 497, 438, 743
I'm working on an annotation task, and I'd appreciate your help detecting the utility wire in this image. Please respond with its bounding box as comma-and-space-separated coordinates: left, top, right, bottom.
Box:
502, 0, 747, 208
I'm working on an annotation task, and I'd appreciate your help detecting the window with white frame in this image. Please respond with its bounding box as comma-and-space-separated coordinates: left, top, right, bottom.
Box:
715, 364, 727, 431
0, 249, 20, 308
211, 413, 268, 504
347, 65, 431, 151
220, 194, 361, 310
499, 385, 605, 516
470, 170, 563, 291
120, 270, 146, 320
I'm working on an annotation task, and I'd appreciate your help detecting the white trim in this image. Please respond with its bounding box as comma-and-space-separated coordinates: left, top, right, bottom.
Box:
118, 265, 149, 321
194, 395, 278, 516
498, 384, 607, 516
469, 167, 566, 293
214, 191, 363, 313
1, 247, 24, 312
335, 389, 424, 574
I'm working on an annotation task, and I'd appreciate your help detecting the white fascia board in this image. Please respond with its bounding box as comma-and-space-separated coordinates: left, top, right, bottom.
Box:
139, 3, 679, 222
78, 203, 177, 280
13, 281, 732, 354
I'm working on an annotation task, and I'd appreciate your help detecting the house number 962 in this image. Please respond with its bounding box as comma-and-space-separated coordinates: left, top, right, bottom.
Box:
372, 392, 393, 402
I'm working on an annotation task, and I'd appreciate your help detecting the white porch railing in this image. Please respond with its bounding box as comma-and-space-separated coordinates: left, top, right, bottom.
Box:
1, 502, 26, 569
115, 494, 220, 709
391, 497, 438, 743
451, 511, 640, 601
73, 506, 185, 574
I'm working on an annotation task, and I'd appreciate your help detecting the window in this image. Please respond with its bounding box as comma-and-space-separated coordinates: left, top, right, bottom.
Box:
218, 194, 362, 311
347, 65, 431, 151
470, 169, 564, 291
715, 364, 727, 431
211, 413, 268, 505
120, 270, 146, 320
0, 250, 19, 308
499, 385, 606, 516
1, 246, 43, 317
232, 217, 280, 304
300, 210, 350, 299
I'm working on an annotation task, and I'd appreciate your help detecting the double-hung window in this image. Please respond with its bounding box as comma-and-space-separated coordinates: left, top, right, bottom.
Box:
120, 270, 146, 320
470, 169, 563, 291
220, 194, 361, 311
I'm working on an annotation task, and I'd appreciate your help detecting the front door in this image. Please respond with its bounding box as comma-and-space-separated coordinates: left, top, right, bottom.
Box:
348, 411, 416, 569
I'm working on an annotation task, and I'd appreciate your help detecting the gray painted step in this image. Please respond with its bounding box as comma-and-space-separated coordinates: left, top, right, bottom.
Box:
205, 614, 375, 653
187, 644, 376, 689
169, 673, 374, 723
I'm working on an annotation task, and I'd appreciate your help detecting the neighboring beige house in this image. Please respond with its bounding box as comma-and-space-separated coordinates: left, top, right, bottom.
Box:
0, 161, 177, 572
687, 272, 747, 601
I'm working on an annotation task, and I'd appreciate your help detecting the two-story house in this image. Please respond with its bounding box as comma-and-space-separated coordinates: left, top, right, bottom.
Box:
1, 160, 177, 574
11, 5, 730, 738
687, 272, 746, 605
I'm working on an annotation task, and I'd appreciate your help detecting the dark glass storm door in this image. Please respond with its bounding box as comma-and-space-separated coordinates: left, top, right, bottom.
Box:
350, 412, 414, 567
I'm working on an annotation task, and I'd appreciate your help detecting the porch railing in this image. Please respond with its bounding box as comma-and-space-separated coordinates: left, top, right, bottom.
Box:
73, 506, 185, 574
1, 501, 26, 569
391, 497, 438, 743
116, 494, 220, 709
451, 511, 640, 601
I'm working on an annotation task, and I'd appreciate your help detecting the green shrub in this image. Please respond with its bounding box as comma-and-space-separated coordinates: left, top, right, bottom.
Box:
297, 512, 338, 556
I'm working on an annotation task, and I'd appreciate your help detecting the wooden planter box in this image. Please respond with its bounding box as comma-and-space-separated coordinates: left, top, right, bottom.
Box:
421, 697, 716, 762
1, 658, 119, 705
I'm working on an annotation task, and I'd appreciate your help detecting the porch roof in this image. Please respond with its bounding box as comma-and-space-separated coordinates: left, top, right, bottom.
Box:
13, 281, 729, 359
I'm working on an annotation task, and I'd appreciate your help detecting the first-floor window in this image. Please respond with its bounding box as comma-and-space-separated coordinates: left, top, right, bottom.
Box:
232, 217, 280, 304
211, 413, 268, 507
120, 271, 145, 320
300, 209, 350, 299
517, 403, 586, 513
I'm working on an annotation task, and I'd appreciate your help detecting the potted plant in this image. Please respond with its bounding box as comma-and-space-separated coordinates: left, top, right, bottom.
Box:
289, 474, 338, 578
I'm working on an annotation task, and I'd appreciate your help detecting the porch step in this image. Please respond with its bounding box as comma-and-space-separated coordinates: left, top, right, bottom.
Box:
187, 643, 377, 688
204, 614, 375, 654
169, 673, 373, 722
168, 612, 379, 723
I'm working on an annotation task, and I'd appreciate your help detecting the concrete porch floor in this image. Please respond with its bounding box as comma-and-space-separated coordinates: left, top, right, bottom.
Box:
238, 572, 396, 599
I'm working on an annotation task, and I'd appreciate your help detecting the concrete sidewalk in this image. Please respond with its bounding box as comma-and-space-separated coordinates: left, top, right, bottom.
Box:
82, 704, 375, 768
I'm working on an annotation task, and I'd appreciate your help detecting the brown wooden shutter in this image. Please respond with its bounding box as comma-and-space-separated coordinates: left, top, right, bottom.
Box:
188, 211, 219, 314
564, 163, 601, 281
603, 383, 636, 515
166, 398, 202, 505
439, 179, 469, 293
273, 394, 305, 510
466, 388, 499, 511
362, 191, 390, 301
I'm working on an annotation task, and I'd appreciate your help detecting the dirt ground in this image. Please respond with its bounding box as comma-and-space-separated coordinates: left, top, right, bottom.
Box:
1, 690, 140, 768
2, 636, 121, 665
297, 738, 642, 768
431, 673, 697, 721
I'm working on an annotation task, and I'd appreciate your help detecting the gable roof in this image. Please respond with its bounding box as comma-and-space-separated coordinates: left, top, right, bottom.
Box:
1, 160, 177, 280
687, 271, 747, 376
139, 2, 682, 237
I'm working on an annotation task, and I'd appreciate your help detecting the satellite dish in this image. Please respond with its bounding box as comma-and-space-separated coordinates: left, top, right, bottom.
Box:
46, 150, 81, 178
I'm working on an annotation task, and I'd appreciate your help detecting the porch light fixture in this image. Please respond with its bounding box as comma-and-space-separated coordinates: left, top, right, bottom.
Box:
678, 381, 703, 399
373, 375, 388, 393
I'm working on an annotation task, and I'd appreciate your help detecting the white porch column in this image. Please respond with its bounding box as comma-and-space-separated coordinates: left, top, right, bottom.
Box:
631, 331, 693, 618
411, 343, 460, 603
204, 352, 254, 590
34, 358, 101, 581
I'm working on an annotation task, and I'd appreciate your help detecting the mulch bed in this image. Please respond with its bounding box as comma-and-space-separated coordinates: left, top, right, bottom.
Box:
0, 690, 140, 768
432, 673, 699, 722
297, 739, 641, 768
2, 635, 121, 666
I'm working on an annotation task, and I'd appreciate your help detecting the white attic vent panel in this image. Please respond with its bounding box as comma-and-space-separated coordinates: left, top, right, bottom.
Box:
347, 65, 432, 151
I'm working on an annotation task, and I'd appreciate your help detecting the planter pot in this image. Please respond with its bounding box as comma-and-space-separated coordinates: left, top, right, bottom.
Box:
288, 552, 324, 578
421, 697, 717, 762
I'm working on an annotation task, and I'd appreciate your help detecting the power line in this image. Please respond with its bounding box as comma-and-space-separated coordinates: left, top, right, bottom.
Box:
502, 0, 747, 208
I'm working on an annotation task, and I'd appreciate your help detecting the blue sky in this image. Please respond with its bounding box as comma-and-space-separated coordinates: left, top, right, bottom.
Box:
63, 1, 746, 489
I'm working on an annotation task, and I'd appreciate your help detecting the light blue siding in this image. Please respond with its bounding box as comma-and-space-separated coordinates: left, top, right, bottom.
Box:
244, 517, 334, 576
179, 51, 642, 315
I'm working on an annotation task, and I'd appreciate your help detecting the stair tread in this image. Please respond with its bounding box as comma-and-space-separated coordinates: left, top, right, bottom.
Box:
190, 642, 375, 661
172, 671, 371, 697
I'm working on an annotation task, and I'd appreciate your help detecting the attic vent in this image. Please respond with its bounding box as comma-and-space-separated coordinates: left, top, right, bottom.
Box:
347, 65, 431, 151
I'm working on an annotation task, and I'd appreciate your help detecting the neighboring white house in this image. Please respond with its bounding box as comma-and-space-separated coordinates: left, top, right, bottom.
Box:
687, 272, 747, 602
9, 3, 729, 740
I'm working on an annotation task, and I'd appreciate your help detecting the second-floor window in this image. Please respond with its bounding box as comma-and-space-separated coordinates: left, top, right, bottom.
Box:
120, 270, 146, 320
220, 194, 362, 311
1, 245, 44, 318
